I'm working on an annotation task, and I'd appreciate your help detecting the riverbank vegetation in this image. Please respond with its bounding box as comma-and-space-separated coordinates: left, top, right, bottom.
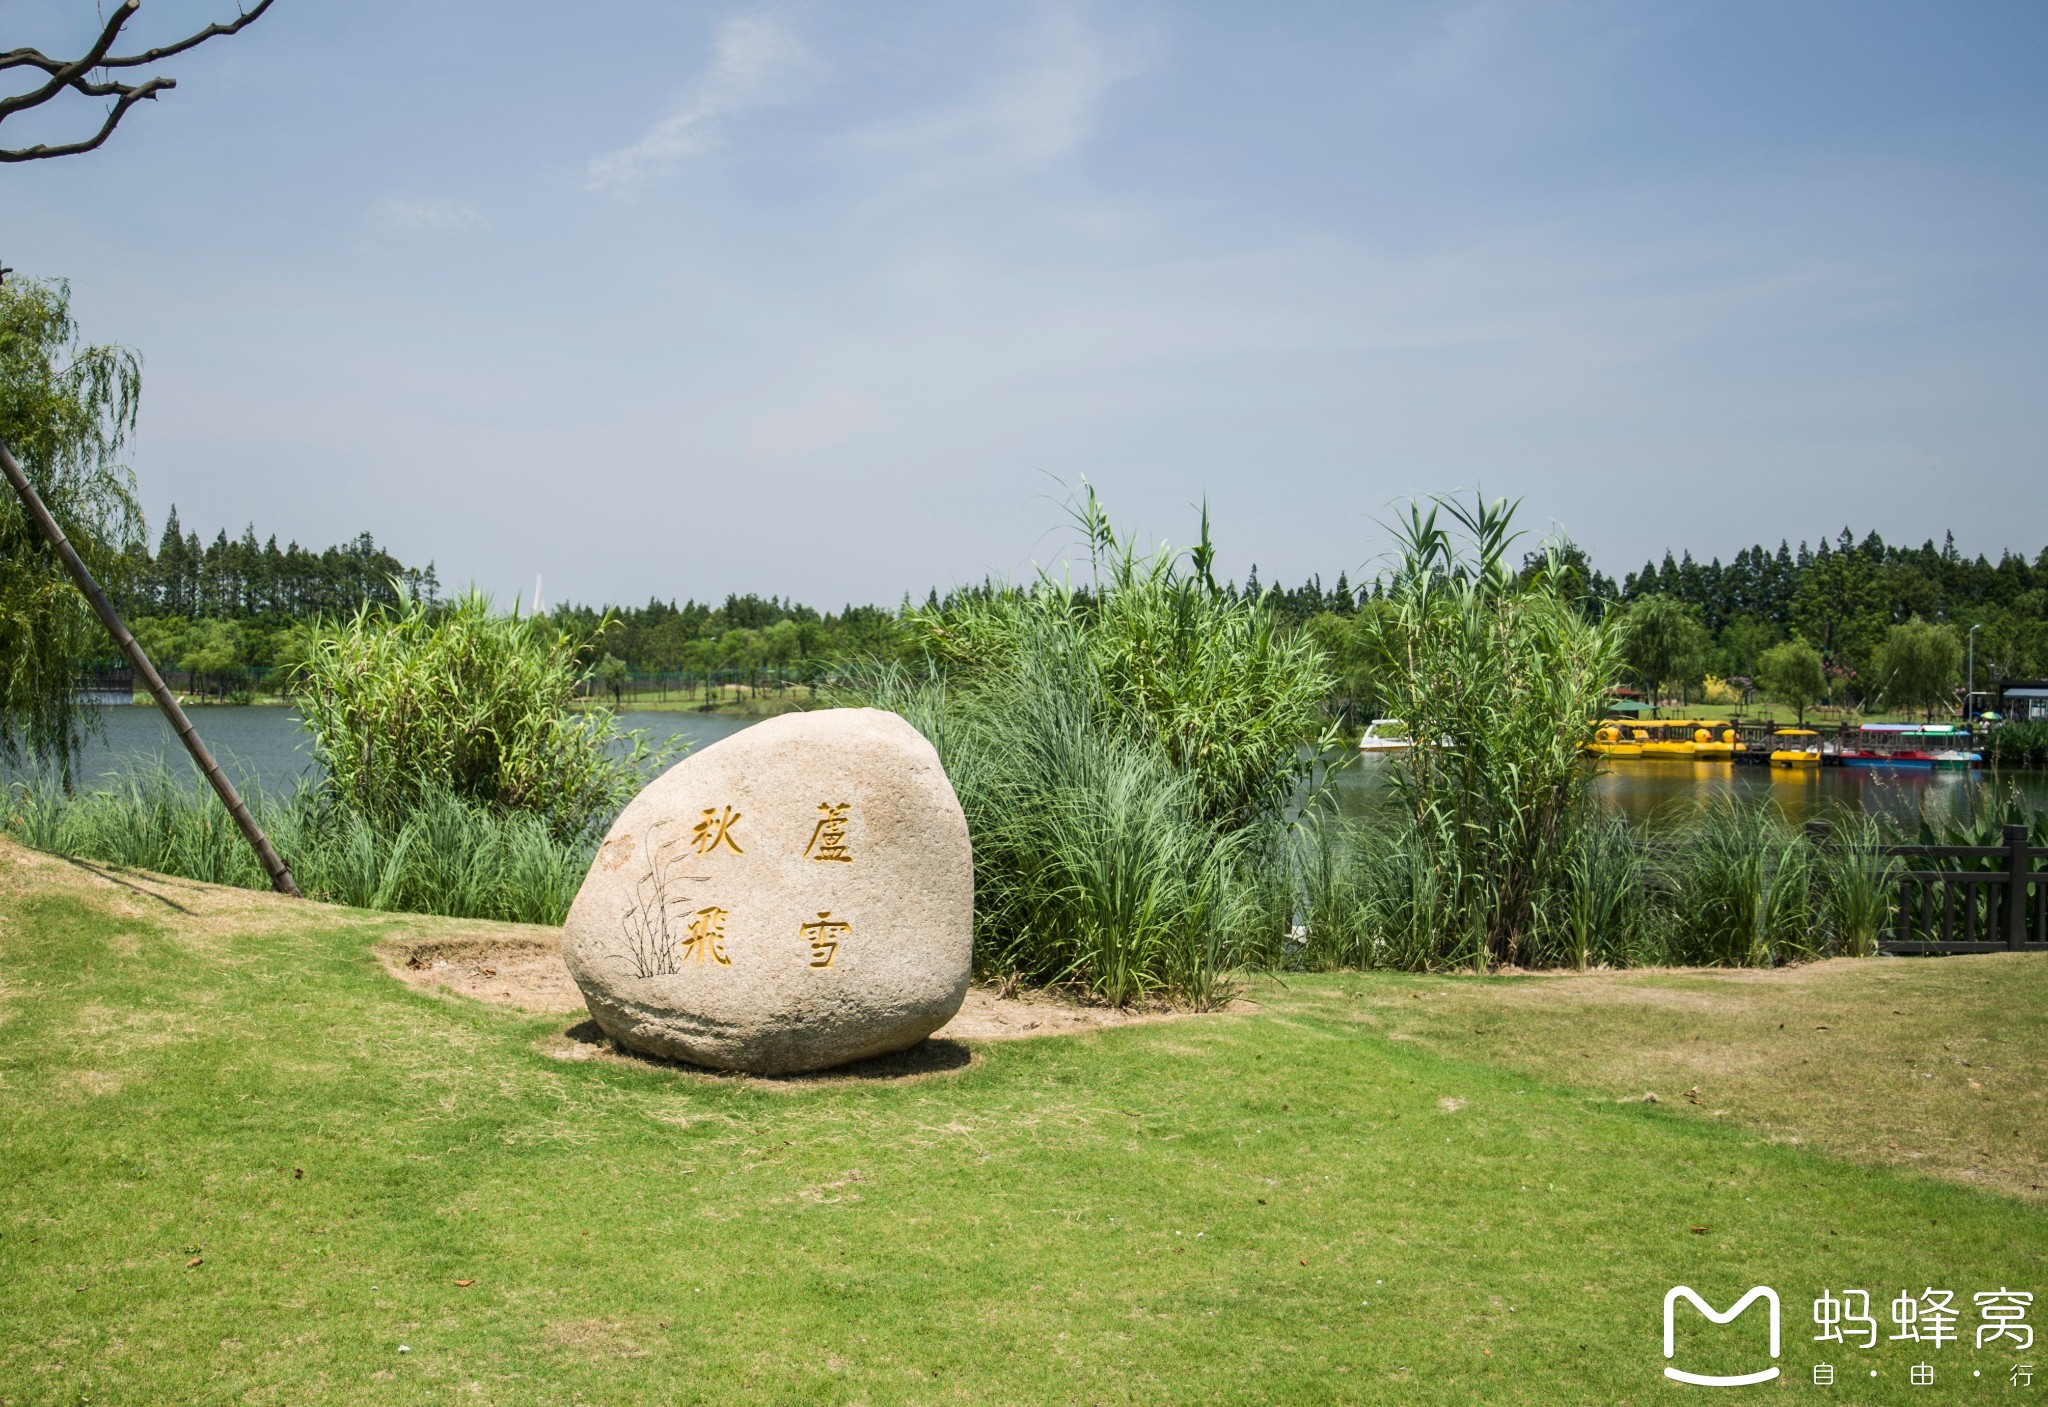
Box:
3, 591, 665, 926
9, 489, 2047, 1005
1298, 802, 1901, 971
845, 492, 1333, 1008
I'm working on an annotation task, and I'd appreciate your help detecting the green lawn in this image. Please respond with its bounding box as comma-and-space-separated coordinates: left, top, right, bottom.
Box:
2, 840, 2043, 1404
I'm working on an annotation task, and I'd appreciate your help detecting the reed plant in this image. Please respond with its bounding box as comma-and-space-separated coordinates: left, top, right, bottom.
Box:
1292, 808, 1474, 971
1661, 800, 1819, 965
1351, 495, 1625, 966
1295, 796, 1911, 971
845, 494, 1324, 1006
1538, 812, 1662, 969
1816, 809, 1901, 959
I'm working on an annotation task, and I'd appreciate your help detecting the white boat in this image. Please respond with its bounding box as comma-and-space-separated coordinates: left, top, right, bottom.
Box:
1358, 718, 1411, 753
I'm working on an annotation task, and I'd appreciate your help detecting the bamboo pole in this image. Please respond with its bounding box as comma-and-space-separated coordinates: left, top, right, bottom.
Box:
0, 435, 301, 897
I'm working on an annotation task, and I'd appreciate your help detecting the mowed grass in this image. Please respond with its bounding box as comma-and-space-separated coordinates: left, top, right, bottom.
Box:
1292, 958, 2048, 1201
2, 842, 2043, 1405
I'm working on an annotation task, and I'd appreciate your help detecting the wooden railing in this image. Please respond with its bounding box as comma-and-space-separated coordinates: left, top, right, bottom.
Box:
1878, 824, 2046, 954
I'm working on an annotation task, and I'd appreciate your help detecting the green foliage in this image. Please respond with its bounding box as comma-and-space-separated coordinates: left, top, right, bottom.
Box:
121, 508, 429, 622
1297, 799, 1906, 971
1757, 637, 1826, 724
1351, 494, 1626, 966
0, 276, 142, 777
3, 764, 589, 924
1872, 615, 1960, 719
903, 489, 1336, 833
846, 492, 1329, 1006
1543, 813, 1660, 970
1817, 811, 1902, 960
293, 590, 665, 839
1620, 594, 1712, 702
1662, 801, 1819, 966
1983, 720, 2048, 767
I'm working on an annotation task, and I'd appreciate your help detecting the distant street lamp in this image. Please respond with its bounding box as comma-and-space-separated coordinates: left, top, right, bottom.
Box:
1967, 624, 1981, 718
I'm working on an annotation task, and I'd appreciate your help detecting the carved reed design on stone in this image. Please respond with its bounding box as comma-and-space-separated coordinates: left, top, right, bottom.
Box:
617, 842, 692, 978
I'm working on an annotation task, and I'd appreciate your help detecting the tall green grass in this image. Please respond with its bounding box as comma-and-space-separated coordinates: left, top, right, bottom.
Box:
1351, 495, 1626, 965
1294, 798, 1910, 971
4, 763, 591, 924
844, 491, 1327, 1007
857, 623, 1288, 1008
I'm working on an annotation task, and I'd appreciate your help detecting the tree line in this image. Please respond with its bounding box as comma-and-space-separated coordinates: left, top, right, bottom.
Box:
1262, 529, 2048, 719
98, 513, 2048, 718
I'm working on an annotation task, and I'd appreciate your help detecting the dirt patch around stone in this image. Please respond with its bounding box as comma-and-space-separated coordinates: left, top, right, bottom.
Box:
378, 927, 1219, 1041
378, 927, 1232, 1087
378, 933, 586, 1013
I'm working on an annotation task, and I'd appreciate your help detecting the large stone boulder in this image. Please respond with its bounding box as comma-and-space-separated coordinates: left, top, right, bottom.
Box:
562, 708, 973, 1075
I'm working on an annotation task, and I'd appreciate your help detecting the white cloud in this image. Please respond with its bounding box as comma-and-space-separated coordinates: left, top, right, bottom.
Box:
586, 12, 822, 192
851, 1, 1154, 181
368, 196, 484, 233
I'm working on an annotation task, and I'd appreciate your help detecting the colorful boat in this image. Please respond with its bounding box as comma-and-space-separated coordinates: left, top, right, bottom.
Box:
1629, 720, 1739, 761
1690, 721, 1739, 761
1638, 721, 1696, 760
1768, 728, 1822, 768
1838, 723, 1981, 770
1588, 723, 1645, 759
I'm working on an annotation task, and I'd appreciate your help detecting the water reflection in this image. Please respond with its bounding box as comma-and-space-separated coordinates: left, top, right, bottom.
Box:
16, 707, 2048, 832
1326, 753, 2047, 828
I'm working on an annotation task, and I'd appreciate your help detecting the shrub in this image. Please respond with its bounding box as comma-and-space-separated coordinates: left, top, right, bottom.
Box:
3, 763, 590, 925
1984, 721, 2048, 768
293, 590, 663, 839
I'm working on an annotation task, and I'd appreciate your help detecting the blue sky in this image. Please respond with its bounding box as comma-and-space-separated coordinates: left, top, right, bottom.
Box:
9, 1, 2047, 607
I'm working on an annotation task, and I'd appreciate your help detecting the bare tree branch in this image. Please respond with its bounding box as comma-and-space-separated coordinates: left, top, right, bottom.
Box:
0, 0, 275, 162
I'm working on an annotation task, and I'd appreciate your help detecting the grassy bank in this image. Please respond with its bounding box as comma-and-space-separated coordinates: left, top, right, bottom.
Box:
2, 842, 2041, 1404
4, 767, 591, 925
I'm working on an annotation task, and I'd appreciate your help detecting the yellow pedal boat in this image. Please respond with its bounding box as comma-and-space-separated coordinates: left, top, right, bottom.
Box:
1769, 728, 1821, 768
1588, 723, 1645, 759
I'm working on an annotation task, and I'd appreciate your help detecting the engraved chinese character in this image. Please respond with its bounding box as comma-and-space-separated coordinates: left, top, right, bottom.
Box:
1910, 1362, 1934, 1386
680, 906, 732, 966
1977, 1290, 2035, 1351
799, 910, 850, 968
1812, 1363, 1834, 1386
691, 805, 745, 855
805, 802, 853, 863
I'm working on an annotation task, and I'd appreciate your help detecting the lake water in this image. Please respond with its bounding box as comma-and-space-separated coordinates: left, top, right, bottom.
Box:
1329, 752, 2048, 829
15, 706, 758, 796
17, 706, 2048, 829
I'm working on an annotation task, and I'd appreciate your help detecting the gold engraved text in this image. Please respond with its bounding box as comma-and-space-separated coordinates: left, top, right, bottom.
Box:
690, 805, 745, 856
681, 906, 732, 966
799, 911, 850, 968
805, 803, 853, 863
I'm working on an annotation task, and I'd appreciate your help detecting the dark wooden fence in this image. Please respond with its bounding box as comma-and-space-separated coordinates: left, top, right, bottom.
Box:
1876, 824, 2046, 954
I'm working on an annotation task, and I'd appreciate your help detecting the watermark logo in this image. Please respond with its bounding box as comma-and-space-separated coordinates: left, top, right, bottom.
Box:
1663, 1285, 1781, 1386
